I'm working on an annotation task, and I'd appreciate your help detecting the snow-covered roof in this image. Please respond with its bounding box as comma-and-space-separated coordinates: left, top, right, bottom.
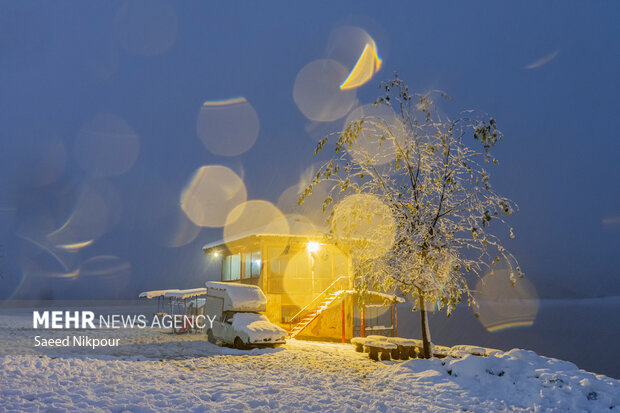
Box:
206, 281, 267, 311
138, 289, 181, 299
163, 288, 207, 300
203, 233, 281, 251
202, 232, 328, 252
343, 290, 405, 303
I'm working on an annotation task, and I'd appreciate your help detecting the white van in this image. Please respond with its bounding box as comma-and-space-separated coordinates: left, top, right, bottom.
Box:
204, 281, 287, 349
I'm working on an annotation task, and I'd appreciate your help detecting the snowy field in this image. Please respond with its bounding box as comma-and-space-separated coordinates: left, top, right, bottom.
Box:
1, 304, 620, 412
2, 340, 620, 412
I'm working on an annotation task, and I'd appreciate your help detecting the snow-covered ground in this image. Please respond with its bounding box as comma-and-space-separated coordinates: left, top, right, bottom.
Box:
398, 295, 620, 379
1, 304, 620, 412
2, 340, 620, 412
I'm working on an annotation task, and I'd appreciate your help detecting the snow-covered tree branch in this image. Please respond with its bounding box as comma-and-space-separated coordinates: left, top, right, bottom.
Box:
301, 75, 522, 358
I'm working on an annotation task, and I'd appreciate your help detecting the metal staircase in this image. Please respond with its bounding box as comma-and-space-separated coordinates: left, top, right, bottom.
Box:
288, 276, 348, 338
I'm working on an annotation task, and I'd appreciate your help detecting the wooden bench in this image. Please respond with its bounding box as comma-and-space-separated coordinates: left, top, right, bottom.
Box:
431, 345, 451, 358
448, 345, 502, 358
363, 340, 398, 361
364, 335, 400, 359
351, 336, 389, 355
350, 337, 367, 353
385, 338, 422, 360
352, 336, 415, 361
352, 335, 504, 361
365, 335, 389, 341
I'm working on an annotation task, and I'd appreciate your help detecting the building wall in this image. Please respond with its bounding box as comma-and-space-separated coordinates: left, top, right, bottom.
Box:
206, 236, 396, 341
291, 294, 396, 342
299, 294, 355, 340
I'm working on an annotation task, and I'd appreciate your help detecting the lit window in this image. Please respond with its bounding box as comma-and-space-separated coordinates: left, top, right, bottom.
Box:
251, 251, 261, 277
244, 251, 261, 278
222, 253, 241, 281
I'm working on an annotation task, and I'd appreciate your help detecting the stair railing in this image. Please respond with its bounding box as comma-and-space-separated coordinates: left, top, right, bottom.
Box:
288, 275, 349, 327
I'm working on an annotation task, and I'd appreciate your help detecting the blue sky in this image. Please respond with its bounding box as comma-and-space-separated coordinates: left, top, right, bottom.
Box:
1, 1, 618, 299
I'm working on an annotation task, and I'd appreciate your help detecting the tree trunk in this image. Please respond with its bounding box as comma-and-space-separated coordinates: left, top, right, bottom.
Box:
418, 290, 433, 359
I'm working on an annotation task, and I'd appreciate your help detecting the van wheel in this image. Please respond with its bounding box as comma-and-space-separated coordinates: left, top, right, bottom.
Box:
234, 337, 246, 350
207, 329, 216, 344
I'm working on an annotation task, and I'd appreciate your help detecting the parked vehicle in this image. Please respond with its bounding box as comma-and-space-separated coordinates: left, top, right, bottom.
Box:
139, 288, 207, 334
204, 281, 287, 349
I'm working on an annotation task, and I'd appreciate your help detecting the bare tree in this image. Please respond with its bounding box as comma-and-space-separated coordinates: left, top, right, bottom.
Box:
301, 75, 522, 358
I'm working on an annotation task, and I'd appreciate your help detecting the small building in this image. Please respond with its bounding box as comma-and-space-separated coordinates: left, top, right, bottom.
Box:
202, 233, 403, 341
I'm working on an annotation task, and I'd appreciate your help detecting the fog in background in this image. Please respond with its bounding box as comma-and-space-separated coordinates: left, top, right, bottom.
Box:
1, 1, 618, 301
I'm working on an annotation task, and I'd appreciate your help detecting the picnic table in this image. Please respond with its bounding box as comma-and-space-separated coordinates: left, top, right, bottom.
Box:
350, 336, 503, 361
363, 340, 398, 361
352, 336, 418, 361
448, 345, 502, 358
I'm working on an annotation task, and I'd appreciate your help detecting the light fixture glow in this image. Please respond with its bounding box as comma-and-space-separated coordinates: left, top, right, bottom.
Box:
307, 241, 320, 254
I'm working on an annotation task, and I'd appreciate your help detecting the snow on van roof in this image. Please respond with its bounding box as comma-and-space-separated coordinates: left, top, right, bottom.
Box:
138, 289, 181, 299
206, 281, 266, 310
163, 288, 207, 300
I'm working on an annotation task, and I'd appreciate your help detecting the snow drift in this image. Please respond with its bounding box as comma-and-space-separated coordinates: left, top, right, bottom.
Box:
377, 348, 620, 411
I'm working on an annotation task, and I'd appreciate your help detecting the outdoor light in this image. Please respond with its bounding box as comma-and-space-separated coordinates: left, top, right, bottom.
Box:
307, 241, 320, 254
213, 252, 219, 257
